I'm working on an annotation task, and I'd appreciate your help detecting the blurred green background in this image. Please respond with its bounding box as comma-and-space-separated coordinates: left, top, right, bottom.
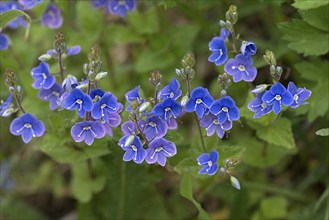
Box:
0, 0, 328, 219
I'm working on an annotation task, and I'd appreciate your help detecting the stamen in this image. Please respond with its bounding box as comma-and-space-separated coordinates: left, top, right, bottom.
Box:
222, 107, 228, 112
196, 99, 202, 104
274, 95, 281, 101
170, 92, 175, 98
238, 65, 245, 71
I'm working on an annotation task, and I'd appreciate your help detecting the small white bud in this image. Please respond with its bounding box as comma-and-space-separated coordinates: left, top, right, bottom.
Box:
95, 72, 108, 81
139, 102, 150, 113
124, 135, 135, 147
180, 95, 189, 106
230, 176, 241, 190
38, 54, 52, 61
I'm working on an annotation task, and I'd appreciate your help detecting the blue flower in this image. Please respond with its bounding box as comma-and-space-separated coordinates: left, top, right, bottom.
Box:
0, 2, 27, 29
30, 62, 56, 89
47, 45, 81, 57
107, 0, 136, 17
41, 4, 63, 29
200, 113, 232, 138
10, 113, 45, 143
101, 111, 121, 136
62, 75, 78, 92
90, 88, 105, 102
125, 86, 141, 103
262, 82, 294, 114
141, 116, 167, 141
287, 82, 312, 109
145, 138, 177, 166
248, 91, 272, 118
208, 37, 228, 66
90, 0, 106, 8
209, 96, 240, 124
0, 93, 13, 117
71, 120, 105, 146
153, 98, 182, 121
0, 34, 10, 50
91, 92, 118, 120
38, 83, 64, 110
185, 87, 214, 118
119, 136, 146, 164
197, 150, 219, 175
158, 78, 182, 100
121, 120, 138, 136
220, 28, 230, 40
224, 54, 257, 82
63, 88, 93, 118
240, 41, 257, 56
18, 0, 41, 10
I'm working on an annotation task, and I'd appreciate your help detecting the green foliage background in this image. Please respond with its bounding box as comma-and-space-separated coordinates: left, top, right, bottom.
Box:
0, 0, 328, 219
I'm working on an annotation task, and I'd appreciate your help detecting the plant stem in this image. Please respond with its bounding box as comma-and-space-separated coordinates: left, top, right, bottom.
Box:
86, 159, 94, 179
85, 80, 92, 120
117, 161, 126, 220
13, 94, 26, 113
58, 51, 64, 82
186, 76, 191, 98
194, 113, 206, 152
230, 30, 238, 53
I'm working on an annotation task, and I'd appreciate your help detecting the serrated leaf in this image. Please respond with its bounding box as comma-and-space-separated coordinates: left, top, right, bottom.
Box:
300, 5, 329, 31
71, 159, 107, 203
278, 19, 329, 56
293, 0, 328, 10
256, 118, 296, 150
295, 60, 329, 121
316, 128, 329, 136
180, 173, 211, 220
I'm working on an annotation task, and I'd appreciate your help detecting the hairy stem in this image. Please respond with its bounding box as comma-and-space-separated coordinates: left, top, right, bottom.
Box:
58, 51, 64, 82
194, 113, 206, 152
230, 30, 238, 53
13, 94, 26, 113
186, 76, 191, 98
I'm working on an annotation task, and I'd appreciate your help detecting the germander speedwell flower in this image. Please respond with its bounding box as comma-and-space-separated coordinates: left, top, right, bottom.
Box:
208, 37, 228, 66
142, 116, 168, 141
145, 138, 177, 166
287, 82, 312, 109
185, 87, 214, 118
262, 82, 293, 114
224, 54, 257, 82
91, 92, 119, 120
158, 78, 182, 100
197, 150, 219, 175
209, 96, 240, 124
71, 121, 105, 146
120, 136, 146, 164
38, 82, 64, 110
63, 88, 93, 117
153, 98, 182, 121
41, 4, 63, 29
200, 113, 232, 138
10, 113, 45, 143
30, 62, 56, 89
248, 91, 272, 118
107, 0, 136, 17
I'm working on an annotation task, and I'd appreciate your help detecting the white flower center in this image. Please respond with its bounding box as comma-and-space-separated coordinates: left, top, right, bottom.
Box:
165, 107, 171, 112
170, 92, 174, 98
196, 98, 202, 104
238, 65, 246, 71
83, 126, 91, 131
24, 123, 32, 128
149, 122, 157, 127
76, 99, 83, 104
275, 95, 281, 101
213, 119, 219, 125
293, 94, 299, 101
155, 147, 163, 152
222, 107, 228, 112
208, 161, 213, 167
131, 145, 137, 152
101, 103, 107, 109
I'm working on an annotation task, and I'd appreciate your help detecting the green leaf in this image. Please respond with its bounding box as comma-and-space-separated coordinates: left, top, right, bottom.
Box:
127, 7, 159, 34
0, 9, 31, 40
300, 5, 329, 31
242, 138, 295, 168
255, 118, 296, 150
293, 0, 328, 10
294, 60, 329, 121
278, 19, 329, 56
109, 25, 145, 44
180, 173, 212, 220
316, 128, 329, 136
71, 159, 107, 203
260, 196, 288, 219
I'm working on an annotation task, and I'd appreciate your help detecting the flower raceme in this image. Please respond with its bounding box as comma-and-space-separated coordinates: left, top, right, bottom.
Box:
10, 113, 45, 143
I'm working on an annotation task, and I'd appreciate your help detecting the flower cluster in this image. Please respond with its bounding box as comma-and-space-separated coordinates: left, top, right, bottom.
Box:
90, 0, 136, 17
118, 76, 179, 166
248, 82, 312, 117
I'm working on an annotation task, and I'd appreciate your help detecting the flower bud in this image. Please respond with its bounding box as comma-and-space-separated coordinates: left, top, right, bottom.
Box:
180, 95, 189, 106
251, 84, 268, 94
221, 89, 227, 96
220, 167, 226, 173
95, 72, 108, 81
2, 107, 16, 117
139, 102, 150, 113
181, 52, 195, 68
124, 135, 135, 147
226, 5, 238, 25
38, 54, 52, 61
149, 70, 162, 87
230, 176, 241, 190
